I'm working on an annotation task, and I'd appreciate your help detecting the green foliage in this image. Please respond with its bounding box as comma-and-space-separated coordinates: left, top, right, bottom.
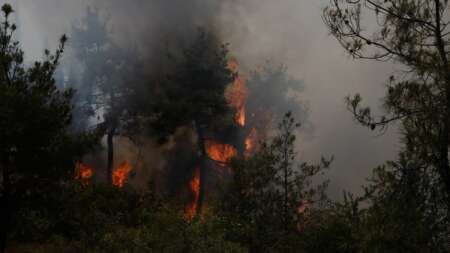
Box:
222, 112, 331, 252
0, 4, 99, 251
10, 182, 247, 253
323, 1, 450, 251
6, 1, 450, 252
300, 152, 450, 253
150, 29, 235, 142
298, 201, 360, 253
323, 0, 450, 203
356, 154, 448, 253
145, 29, 236, 218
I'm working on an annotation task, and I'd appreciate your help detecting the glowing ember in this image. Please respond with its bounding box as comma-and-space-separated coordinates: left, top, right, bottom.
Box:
245, 128, 259, 157
227, 58, 248, 127
205, 140, 238, 164
297, 201, 311, 231
75, 162, 93, 183
112, 161, 132, 188
186, 166, 200, 220
297, 201, 310, 214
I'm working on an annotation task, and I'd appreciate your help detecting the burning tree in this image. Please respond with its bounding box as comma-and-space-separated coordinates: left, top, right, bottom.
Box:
223, 59, 309, 158
75, 162, 94, 185
69, 7, 142, 185
244, 62, 308, 152
150, 29, 235, 217
226, 58, 248, 127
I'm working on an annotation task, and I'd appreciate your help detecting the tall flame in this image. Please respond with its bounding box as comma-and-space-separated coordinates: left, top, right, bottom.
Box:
112, 161, 132, 188
186, 166, 200, 220
75, 162, 93, 184
205, 140, 238, 164
235, 107, 246, 127
227, 58, 248, 127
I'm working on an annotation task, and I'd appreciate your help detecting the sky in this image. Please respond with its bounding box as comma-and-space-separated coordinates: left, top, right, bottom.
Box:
5, 0, 400, 197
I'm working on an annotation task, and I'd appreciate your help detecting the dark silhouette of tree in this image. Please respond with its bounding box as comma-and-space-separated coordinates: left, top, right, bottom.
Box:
300, 150, 449, 252
149, 29, 235, 216
360, 152, 448, 252
0, 4, 96, 252
323, 0, 450, 218
69, 7, 141, 184
222, 112, 330, 252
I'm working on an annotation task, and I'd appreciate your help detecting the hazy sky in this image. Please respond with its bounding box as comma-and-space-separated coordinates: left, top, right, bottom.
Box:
6, 0, 400, 197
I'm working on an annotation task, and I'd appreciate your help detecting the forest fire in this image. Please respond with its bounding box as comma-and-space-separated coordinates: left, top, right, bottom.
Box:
75, 162, 93, 183
186, 166, 200, 220
227, 58, 248, 127
227, 58, 265, 158
112, 161, 132, 188
75, 161, 132, 187
205, 140, 238, 164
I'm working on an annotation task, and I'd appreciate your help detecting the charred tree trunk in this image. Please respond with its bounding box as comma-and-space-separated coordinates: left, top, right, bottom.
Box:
283, 144, 289, 237
0, 161, 11, 253
280, 129, 290, 240
106, 124, 117, 185
194, 120, 207, 218
196, 155, 207, 218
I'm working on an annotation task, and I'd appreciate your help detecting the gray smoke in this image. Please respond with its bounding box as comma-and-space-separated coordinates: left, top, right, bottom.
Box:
4, 0, 399, 198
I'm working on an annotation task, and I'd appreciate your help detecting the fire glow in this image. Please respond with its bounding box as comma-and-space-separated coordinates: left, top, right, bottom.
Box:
245, 128, 259, 157
75, 161, 132, 188
75, 162, 93, 182
112, 161, 132, 188
186, 166, 200, 220
227, 58, 248, 127
205, 140, 238, 164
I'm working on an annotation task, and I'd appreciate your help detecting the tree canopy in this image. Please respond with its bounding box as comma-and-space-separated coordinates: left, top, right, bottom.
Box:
0, 4, 97, 252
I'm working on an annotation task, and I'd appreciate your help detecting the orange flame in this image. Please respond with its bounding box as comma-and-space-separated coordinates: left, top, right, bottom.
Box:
297, 201, 311, 232
112, 161, 132, 188
227, 58, 248, 127
244, 128, 259, 157
75, 162, 93, 184
235, 107, 246, 127
205, 140, 238, 164
297, 200, 311, 214
186, 166, 200, 220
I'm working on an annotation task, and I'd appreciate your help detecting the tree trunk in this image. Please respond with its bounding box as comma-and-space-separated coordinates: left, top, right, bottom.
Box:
282, 136, 289, 239
107, 125, 116, 185
194, 120, 206, 217
0, 162, 11, 253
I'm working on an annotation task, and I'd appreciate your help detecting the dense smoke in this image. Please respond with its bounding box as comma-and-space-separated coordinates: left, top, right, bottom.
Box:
5, 0, 398, 197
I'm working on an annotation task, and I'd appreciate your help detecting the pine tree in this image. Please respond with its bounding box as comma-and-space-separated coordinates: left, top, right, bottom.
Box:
69, 7, 141, 184
149, 29, 235, 216
323, 0, 450, 218
223, 112, 330, 252
0, 4, 93, 252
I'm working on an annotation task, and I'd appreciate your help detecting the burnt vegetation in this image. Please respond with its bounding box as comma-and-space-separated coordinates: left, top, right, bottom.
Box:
0, 1, 449, 253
